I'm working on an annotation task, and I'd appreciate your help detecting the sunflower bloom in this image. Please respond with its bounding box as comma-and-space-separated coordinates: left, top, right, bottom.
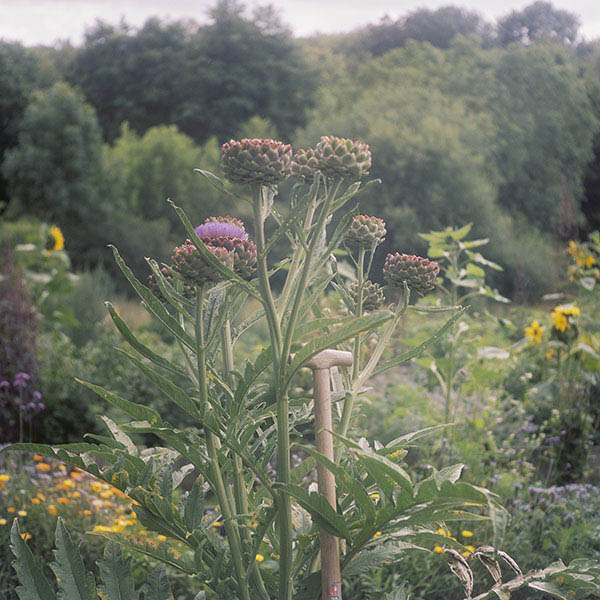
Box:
524, 319, 544, 344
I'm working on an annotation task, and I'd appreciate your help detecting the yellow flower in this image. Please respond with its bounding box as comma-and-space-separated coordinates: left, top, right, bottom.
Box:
7, 507, 15, 513
0, 518, 7, 525
461, 530, 474, 538
48, 226, 65, 252
0, 474, 11, 481
551, 308, 568, 332
31, 498, 40, 505
36, 463, 51, 472
20, 532, 32, 541
546, 348, 556, 360
33, 454, 43, 461
83, 509, 92, 516
433, 545, 444, 553
584, 255, 596, 268
373, 531, 382, 538
139, 530, 148, 536
37, 492, 46, 501
255, 554, 265, 563
524, 319, 544, 344
370, 493, 380, 500
157, 535, 167, 542
437, 528, 450, 537
48, 505, 58, 516
71, 491, 81, 499
57, 497, 69, 504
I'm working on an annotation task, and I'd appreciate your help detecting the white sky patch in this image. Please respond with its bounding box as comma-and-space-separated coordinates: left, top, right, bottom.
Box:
1, 0, 600, 46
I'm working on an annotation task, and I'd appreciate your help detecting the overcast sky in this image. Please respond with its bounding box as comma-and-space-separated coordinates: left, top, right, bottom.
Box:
3, 0, 600, 46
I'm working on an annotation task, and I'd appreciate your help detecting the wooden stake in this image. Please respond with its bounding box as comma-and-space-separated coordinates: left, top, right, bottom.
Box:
307, 350, 353, 600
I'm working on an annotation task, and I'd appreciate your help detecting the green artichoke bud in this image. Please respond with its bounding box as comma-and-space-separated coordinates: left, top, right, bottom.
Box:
200, 236, 257, 280
345, 215, 386, 249
349, 280, 385, 312
221, 138, 292, 185
172, 241, 233, 287
291, 148, 320, 183
314, 135, 371, 180
383, 253, 439, 295
148, 267, 195, 303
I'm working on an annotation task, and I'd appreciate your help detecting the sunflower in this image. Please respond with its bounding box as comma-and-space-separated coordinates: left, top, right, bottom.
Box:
47, 226, 64, 252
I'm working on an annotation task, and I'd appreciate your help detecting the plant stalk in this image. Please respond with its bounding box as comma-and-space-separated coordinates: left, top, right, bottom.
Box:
196, 286, 250, 600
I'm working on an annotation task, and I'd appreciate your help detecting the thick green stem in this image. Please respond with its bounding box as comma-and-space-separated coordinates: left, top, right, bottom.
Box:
251, 185, 294, 600
196, 287, 250, 600
280, 178, 342, 376
221, 316, 270, 600
337, 247, 365, 452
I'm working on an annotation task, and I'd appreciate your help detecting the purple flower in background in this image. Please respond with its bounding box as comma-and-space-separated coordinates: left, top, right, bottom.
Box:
15, 373, 30, 380
560, 430, 567, 436
195, 222, 247, 241
37, 403, 45, 411
33, 391, 42, 400
0, 380, 8, 389
13, 378, 27, 388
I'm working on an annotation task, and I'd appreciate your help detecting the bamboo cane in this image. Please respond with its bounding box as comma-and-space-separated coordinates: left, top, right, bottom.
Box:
307, 349, 353, 600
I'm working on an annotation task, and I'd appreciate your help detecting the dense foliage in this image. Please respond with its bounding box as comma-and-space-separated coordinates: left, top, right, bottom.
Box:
1, 0, 600, 296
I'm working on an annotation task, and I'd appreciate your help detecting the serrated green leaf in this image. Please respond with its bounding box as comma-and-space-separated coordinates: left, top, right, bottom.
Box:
50, 518, 97, 600
110, 246, 196, 351
106, 303, 189, 380
97, 543, 138, 600
143, 565, 174, 600
277, 484, 352, 540
184, 479, 205, 532
116, 349, 201, 420
10, 520, 57, 600
77, 379, 161, 426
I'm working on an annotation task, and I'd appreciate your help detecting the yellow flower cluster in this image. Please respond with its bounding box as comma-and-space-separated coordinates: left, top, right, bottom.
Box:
566, 240, 596, 269
551, 304, 580, 332
433, 527, 476, 558
525, 319, 544, 344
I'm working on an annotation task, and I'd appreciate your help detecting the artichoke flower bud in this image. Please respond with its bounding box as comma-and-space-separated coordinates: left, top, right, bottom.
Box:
345, 215, 386, 249
383, 253, 439, 295
172, 241, 233, 287
203, 236, 257, 280
291, 148, 320, 183
148, 267, 195, 303
221, 138, 292, 185
349, 280, 385, 312
195, 217, 256, 280
314, 135, 371, 180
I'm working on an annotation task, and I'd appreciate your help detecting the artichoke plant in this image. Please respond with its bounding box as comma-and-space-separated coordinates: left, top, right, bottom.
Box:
315, 135, 371, 179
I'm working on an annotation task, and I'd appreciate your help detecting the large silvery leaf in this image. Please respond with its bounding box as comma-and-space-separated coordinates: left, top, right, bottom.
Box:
50, 518, 97, 600
10, 520, 57, 600
143, 565, 173, 600
97, 543, 138, 600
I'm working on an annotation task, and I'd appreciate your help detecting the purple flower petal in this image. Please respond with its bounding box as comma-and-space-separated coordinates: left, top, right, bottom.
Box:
195, 222, 247, 240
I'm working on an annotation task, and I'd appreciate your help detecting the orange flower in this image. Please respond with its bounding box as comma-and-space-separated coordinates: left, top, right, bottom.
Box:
36, 463, 51, 472
33, 454, 44, 461
48, 505, 58, 515
57, 497, 70, 504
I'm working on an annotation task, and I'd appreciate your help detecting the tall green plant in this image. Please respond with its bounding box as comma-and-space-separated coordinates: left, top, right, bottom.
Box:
5, 137, 596, 600
420, 223, 509, 423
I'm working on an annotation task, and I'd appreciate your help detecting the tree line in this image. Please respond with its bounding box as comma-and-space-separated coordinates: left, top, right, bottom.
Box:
1, 0, 599, 297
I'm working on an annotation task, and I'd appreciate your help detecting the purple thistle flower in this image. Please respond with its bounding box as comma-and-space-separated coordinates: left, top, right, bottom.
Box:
195, 222, 247, 241
33, 391, 42, 400
37, 402, 45, 411
15, 372, 30, 380
13, 379, 27, 388
0, 380, 9, 389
